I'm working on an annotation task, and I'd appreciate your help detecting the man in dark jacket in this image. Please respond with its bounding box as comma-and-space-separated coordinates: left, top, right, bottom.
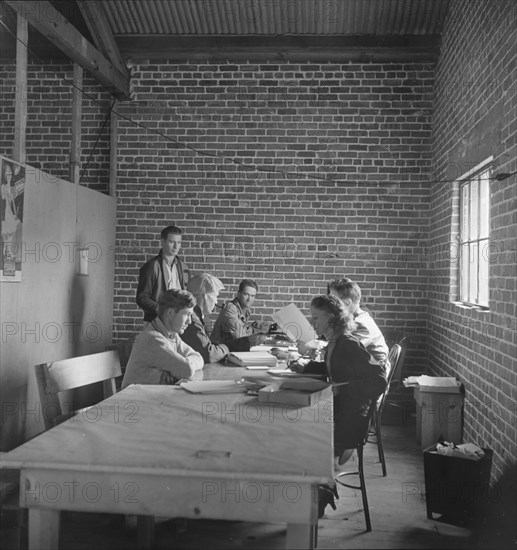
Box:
136, 225, 188, 323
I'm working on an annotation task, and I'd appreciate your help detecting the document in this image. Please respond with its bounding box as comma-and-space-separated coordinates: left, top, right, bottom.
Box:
227, 351, 277, 368
179, 381, 248, 394
271, 303, 316, 344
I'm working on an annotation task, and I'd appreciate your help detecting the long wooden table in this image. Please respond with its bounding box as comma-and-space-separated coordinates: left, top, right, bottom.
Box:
0, 363, 333, 549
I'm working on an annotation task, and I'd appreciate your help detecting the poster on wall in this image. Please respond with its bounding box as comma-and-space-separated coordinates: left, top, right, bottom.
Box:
1, 156, 26, 282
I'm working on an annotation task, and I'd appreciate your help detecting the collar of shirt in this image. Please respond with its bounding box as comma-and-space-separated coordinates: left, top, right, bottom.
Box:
150, 316, 174, 339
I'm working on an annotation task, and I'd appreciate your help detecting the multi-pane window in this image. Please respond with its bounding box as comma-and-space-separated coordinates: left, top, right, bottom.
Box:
459, 160, 491, 308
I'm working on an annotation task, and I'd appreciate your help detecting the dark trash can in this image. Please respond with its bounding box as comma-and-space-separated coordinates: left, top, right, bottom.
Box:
424, 446, 493, 525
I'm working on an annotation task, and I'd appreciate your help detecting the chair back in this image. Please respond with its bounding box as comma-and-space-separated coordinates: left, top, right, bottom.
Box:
388, 336, 408, 389
376, 338, 407, 413
35, 350, 122, 431
106, 340, 135, 370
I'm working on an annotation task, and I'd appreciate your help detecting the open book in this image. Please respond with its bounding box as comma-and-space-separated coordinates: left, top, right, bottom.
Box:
227, 351, 277, 368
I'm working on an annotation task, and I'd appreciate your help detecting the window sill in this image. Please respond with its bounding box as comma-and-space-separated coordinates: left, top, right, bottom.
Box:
451, 301, 490, 313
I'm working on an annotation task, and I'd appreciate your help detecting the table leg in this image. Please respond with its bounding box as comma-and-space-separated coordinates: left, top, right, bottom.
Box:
286, 522, 317, 549
28, 509, 60, 550
137, 515, 155, 550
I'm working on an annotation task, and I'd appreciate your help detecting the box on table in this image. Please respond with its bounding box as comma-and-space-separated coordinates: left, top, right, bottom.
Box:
423, 445, 492, 524
258, 379, 332, 407
414, 380, 464, 450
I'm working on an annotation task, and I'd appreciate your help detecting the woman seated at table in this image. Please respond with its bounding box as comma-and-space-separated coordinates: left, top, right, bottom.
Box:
290, 294, 387, 467
181, 273, 250, 363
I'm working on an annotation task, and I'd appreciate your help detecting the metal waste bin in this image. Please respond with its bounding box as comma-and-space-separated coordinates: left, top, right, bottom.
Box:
413, 381, 464, 450
424, 446, 493, 524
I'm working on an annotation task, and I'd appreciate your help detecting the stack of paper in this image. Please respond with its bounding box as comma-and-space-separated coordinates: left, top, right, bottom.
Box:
404, 375, 461, 393
227, 351, 277, 368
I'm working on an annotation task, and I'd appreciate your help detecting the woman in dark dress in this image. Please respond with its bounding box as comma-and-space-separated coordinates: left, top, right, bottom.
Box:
291, 294, 387, 463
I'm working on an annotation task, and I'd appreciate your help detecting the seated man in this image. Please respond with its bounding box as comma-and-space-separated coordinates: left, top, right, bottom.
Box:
211, 278, 263, 345
181, 273, 250, 363
122, 289, 203, 388
328, 277, 389, 368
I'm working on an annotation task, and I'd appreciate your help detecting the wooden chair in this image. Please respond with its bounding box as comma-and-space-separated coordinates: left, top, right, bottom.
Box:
335, 400, 378, 532
369, 339, 407, 476
2, 351, 122, 550
106, 339, 135, 390
35, 350, 122, 431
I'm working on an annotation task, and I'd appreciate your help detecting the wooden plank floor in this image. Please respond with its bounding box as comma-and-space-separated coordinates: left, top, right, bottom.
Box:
2, 407, 476, 549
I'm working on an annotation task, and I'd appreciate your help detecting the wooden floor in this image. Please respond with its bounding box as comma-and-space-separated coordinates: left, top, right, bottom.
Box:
2, 405, 477, 550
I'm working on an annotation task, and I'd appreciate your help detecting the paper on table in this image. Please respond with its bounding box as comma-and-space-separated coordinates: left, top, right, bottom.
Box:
179, 380, 248, 394
267, 368, 326, 380
271, 303, 316, 344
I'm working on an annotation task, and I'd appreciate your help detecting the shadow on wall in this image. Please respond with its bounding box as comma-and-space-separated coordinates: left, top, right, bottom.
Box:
66, 273, 102, 408
470, 462, 517, 550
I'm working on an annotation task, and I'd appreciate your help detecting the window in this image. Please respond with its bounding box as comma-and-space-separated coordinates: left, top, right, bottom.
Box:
458, 159, 491, 308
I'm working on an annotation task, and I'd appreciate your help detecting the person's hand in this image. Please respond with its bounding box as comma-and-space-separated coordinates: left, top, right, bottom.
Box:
269, 347, 289, 360
289, 357, 309, 373
248, 333, 266, 346
297, 339, 319, 355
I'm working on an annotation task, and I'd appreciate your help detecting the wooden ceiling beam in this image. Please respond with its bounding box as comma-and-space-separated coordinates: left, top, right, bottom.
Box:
116, 34, 441, 62
76, 1, 129, 78
5, 1, 130, 100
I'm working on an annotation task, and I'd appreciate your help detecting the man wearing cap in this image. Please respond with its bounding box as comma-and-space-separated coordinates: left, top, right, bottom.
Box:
181, 273, 250, 363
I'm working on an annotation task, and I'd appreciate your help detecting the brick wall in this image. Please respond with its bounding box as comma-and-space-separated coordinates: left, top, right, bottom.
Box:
113, 60, 435, 379
429, 0, 517, 479
0, 61, 111, 192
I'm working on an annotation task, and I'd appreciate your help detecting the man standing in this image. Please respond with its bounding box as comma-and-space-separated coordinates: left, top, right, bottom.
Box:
136, 225, 188, 323
211, 279, 261, 345
122, 289, 203, 388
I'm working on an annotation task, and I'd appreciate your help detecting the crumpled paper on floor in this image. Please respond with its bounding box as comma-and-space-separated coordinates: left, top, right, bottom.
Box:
436, 441, 486, 460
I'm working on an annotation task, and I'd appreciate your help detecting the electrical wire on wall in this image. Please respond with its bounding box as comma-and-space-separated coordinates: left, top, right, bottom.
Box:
1, 18, 516, 186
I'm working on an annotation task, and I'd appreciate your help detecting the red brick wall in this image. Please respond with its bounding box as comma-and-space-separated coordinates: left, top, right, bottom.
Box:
429, 0, 517, 479
113, 60, 435, 379
0, 61, 111, 192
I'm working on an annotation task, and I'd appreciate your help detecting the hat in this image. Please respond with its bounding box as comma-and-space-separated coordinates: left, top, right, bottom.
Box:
187, 273, 224, 295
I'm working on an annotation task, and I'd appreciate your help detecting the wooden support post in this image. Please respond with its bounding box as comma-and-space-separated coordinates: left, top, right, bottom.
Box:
13, 14, 28, 164
70, 63, 83, 184
109, 98, 119, 197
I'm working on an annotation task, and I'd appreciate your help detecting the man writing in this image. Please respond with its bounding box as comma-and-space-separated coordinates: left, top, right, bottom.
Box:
122, 289, 203, 388
136, 225, 188, 323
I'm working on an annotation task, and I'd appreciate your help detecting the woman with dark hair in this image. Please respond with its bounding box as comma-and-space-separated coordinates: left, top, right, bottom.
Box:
291, 294, 387, 465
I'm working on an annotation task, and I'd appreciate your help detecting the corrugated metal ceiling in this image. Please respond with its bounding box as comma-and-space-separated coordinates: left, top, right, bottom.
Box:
102, 0, 449, 36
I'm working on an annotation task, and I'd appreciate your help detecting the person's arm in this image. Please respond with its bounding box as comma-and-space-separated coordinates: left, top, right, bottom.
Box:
354, 314, 389, 364
290, 357, 327, 375
329, 338, 387, 400
143, 332, 203, 380
226, 336, 251, 352
181, 316, 230, 363
136, 261, 159, 318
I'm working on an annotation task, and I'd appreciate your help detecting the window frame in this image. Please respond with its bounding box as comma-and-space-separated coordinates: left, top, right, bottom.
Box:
457, 157, 492, 309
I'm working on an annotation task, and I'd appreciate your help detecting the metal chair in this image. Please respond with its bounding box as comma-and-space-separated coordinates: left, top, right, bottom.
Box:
335, 399, 378, 532
369, 338, 407, 476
